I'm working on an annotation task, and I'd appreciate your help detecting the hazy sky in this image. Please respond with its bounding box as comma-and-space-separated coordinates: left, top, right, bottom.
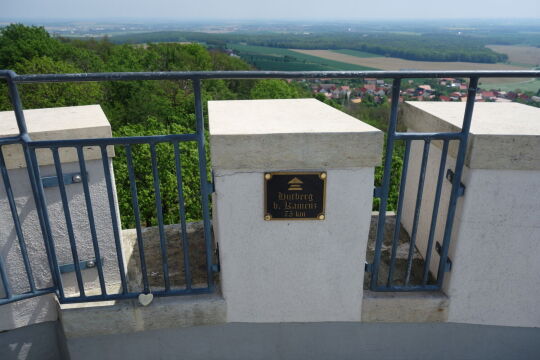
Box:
3, 0, 540, 20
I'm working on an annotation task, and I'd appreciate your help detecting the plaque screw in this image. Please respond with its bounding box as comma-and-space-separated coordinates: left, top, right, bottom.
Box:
72, 174, 82, 183
320, 173, 327, 179
265, 173, 272, 180
264, 214, 271, 221
318, 214, 325, 220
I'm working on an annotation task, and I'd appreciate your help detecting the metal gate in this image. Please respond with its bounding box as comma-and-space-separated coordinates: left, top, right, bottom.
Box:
0, 71, 215, 304
366, 77, 479, 291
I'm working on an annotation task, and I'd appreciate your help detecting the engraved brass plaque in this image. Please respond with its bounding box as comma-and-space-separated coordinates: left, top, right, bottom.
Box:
264, 172, 326, 220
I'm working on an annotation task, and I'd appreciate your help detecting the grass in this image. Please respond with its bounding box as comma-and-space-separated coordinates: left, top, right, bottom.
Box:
228, 43, 377, 71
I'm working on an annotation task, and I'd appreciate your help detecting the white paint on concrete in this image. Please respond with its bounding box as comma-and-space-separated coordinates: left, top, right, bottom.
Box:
0, 294, 58, 332
0, 105, 123, 331
400, 102, 540, 328
0, 105, 114, 169
214, 169, 373, 322
208, 99, 383, 170
210, 99, 382, 322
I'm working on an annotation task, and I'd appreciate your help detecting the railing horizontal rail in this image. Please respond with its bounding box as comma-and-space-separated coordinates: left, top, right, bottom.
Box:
1, 70, 539, 83
27, 133, 198, 148
0, 287, 57, 306
394, 132, 462, 140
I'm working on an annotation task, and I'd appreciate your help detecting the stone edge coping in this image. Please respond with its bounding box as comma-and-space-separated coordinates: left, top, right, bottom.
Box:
401, 102, 540, 171
362, 290, 449, 323
208, 99, 384, 170
0, 105, 114, 169
59, 293, 226, 338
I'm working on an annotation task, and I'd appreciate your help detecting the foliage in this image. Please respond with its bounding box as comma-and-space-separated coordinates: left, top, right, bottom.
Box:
0, 24, 305, 228
113, 116, 204, 228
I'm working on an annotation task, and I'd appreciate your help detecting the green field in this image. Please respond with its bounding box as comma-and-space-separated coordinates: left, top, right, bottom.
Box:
227, 43, 377, 71
333, 49, 380, 58
483, 78, 540, 92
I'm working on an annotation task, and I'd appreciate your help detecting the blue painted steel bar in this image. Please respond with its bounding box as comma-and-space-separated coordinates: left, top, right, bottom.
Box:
5, 70, 539, 83
4, 74, 29, 138
193, 78, 214, 289
394, 132, 461, 141
125, 145, 150, 294
371, 284, 441, 292
52, 148, 86, 298
0, 136, 23, 146
173, 142, 192, 290
150, 143, 170, 291
0, 147, 36, 292
436, 77, 479, 286
422, 140, 450, 285
0, 287, 56, 305
0, 251, 12, 299
28, 133, 197, 148
76, 146, 107, 295
370, 78, 401, 290
386, 140, 411, 286
6, 74, 63, 299
404, 140, 431, 286
100, 145, 128, 294
29, 148, 65, 300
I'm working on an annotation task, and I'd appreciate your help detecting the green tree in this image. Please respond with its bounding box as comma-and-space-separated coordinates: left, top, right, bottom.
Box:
0, 56, 102, 110
250, 79, 301, 99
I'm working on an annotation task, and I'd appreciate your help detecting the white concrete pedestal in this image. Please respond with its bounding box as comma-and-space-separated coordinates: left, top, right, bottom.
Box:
209, 99, 383, 322
401, 102, 540, 328
0, 105, 120, 331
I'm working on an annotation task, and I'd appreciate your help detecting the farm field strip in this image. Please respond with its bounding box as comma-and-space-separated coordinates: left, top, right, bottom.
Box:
290, 49, 534, 84
228, 43, 377, 71
486, 45, 540, 66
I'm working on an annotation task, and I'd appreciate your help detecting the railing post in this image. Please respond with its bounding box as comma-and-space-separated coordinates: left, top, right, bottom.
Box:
0, 105, 122, 330
400, 99, 540, 327
209, 98, 383, 322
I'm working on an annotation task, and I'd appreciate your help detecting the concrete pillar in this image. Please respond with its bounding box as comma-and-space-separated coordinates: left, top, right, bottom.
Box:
209, 98, 383, 322
0, 105, 122, 331
400, 101, 540, 327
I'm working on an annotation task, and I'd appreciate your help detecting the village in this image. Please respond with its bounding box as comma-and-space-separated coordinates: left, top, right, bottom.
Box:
308, 77, 540, 106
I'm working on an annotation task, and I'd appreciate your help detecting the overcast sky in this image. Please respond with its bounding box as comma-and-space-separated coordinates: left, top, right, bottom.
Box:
3, 0, 540, 20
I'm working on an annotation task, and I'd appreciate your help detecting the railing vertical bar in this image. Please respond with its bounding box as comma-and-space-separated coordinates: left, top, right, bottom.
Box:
404, 140, 431, 285
370, 77, 401, 290
150, 143, 170, 291
100, 145, 128, 294
52, 148, 86, 298
436, 77, 479, 285
386, 140, 411, 286
6, 75, 62, 298
28, 148, 65, 299
422, 140, 449, 285
193, 78, 214, 289
0, 252, 12, 299
0, 147, 36, 292
125, 145, 150, 294
173, 142, 192, 290
76, 146, 107, 295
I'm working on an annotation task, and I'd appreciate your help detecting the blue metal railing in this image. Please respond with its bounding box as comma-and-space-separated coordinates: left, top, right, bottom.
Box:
0, 70, 538, 304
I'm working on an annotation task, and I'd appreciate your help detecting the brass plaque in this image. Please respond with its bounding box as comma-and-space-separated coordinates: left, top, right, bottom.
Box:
264, 172, 326, 220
